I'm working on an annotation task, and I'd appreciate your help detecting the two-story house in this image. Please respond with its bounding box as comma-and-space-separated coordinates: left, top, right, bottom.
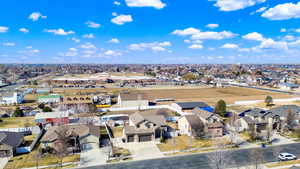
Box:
123, 112, 166, 142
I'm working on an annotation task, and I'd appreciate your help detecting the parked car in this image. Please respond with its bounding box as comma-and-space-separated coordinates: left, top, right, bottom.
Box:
278, 153, 297, 161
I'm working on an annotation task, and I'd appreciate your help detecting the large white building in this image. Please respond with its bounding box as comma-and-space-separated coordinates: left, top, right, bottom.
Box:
118, 93, 149, 108
0, 92, 24, 105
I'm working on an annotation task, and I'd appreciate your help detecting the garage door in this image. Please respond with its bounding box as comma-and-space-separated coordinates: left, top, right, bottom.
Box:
138, 134, 152, 142
127, 135, 134, 142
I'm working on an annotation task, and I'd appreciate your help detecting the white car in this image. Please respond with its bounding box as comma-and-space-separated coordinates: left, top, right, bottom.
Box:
278, 153, 297, 161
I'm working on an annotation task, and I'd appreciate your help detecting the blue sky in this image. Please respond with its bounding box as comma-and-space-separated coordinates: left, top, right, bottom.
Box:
1, 0, 300, 64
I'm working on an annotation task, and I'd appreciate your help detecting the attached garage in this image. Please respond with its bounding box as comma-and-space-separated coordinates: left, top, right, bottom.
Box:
127, 135, 134, 142
138, 134, 152, 142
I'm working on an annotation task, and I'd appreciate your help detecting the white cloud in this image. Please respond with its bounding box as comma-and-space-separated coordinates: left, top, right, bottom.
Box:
59, 48, 78, 57
83, 33, 95, 39
85, 21, 101, 28
206, 23, 219, 29
191, 31, 237, 40
214, 0, 266, 12
19, 49, 40, 56
289, 39, 300, 47
125, 0, 166, 9
44, 28, 75, 35
3, 42, 15, 47
172, 27, 236, 40
280, 28, 287, 32
283, 35, 295, 41
262, 2, 300, 20
188, 44, 203, 49
114, 1, 121, 5
71, 37, 80, 43
259, 38, 288, 50
220, 43, 239, 49
0, 26, 8, 33
251, 6, 267, 15
242, 32, 265, 41
172, 27, 200, 36
104, 50, 122, 56
19, 28, 29, 33
151, 46, 166, 52
129, 41, 171, 52
80, 42, 96, 49
295, 28, 300, 33
108, 38, 120, 44
28, 12, 47, 21
111, 14, 133, 25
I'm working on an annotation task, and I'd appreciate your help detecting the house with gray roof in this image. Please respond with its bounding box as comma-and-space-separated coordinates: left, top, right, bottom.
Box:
0, 131, 24, 157
171, 101, 211, 113
123, 112, 166, 142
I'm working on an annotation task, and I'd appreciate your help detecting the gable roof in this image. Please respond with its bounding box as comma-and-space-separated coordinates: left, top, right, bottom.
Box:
192, 107, 215, 120
242, 108, 269, 118
176, 102, 209, 109
129, 112, 166, 126
0, 131, 24, 148
269, 105, 300, 117
41, 124, 100, 142
184, 114, 205, 132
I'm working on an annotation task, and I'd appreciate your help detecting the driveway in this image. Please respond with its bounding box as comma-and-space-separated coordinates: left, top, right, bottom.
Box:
120, 142, 163, 161
0, 157, 9, 169
79, 143, 108, 167
271, 133, 296, 145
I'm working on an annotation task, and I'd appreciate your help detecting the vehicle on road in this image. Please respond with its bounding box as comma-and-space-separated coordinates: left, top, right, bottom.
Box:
278, 153, 297, 161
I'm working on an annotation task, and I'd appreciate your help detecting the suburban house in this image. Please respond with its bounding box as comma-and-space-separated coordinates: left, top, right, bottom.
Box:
118, 93, 149, 108
192, 107, 224, 137
35, 111, 70, 125
178, 114, 206, 138
40, 124, 100, 152
38, 94, 62, 104
268, 105, 300, 130
123, 112, 166, 142
178, 112, 224, 138
171, 101, 212, 113
278, 82, 299, 91
0, 92, 24, 105
0, 131, 24, 157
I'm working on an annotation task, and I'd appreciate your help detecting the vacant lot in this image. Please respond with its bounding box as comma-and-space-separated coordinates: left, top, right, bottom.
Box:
0, 116, 36, 128
135, 87, 292, 105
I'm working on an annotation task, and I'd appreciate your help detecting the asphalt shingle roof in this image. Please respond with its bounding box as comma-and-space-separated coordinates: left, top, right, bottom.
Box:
176, 102, 209, 109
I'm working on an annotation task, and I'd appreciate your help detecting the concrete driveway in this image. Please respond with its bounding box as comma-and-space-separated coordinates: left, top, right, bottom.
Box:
80, 143, 108, 167
0, 157, 9, 169
120, 142, 163, 161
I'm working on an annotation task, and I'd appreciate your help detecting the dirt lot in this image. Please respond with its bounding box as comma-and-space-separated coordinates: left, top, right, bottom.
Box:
134, 87, 292, 105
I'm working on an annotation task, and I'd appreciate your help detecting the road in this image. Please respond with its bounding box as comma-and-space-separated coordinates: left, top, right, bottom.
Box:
82, 143, 300, 169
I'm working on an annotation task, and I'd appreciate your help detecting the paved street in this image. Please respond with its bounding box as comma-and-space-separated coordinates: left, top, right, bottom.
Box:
81, 143, 300, 169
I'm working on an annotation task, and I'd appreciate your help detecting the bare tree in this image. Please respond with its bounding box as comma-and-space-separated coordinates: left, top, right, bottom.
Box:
53, 126, 70, 167
249, 148, 264, 169
34, 148, 43, 169
286, 109, 296, 129
208, 138, 232, 169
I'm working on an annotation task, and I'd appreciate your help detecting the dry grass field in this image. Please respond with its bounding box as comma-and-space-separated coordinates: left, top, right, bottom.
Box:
135, 87, 292, 105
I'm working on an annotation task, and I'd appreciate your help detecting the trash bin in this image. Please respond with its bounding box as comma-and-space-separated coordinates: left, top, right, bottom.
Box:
262, 143, 266, 148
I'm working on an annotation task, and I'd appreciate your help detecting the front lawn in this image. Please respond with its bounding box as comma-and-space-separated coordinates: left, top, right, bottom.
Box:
4, 149, 80, 169
0, 116, 36, 128
157, 135, 212, 152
